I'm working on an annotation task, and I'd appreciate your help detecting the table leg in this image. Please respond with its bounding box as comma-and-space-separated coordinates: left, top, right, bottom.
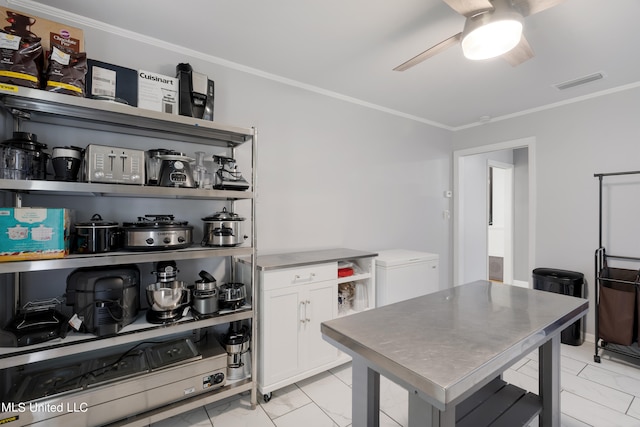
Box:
539, 334, 561, 427
351, 356, 380, 427
408, 391, 454, 427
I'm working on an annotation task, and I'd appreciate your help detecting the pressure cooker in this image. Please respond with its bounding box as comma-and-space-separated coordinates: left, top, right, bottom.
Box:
0, 132, 49, 180
201, 207, 247, 247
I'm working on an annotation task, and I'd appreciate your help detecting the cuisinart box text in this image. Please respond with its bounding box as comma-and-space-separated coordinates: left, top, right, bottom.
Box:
137, 70, 178, 114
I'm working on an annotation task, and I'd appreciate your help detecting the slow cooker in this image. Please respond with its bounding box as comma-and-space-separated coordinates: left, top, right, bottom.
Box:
74, 213, 121, 254
201, 207, 246, 247
122, 215, 193, 251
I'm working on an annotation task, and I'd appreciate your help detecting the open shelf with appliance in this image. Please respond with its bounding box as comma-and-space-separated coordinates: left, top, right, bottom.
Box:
0, 86, 258, 426
594, 170, 640, 364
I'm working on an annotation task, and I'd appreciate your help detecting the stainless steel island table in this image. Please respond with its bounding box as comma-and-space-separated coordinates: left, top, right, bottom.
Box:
321, 280, 588, 427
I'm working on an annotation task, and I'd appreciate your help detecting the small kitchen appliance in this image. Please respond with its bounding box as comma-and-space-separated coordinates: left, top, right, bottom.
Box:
218, 282, 247, 310
83, 144, 145, 185
191, 270, 219, 317
0, 298, 69, 347
176, 63, 214, 121
145, 148, 172, 185
66, 265, 140, 336
212, 155, 249, 190
0, 132, 49, 180
122, 214, 193, 250
201, 207, 247, 247
222, 322, 250, 380
146, 260, 191, 323
73, 213, 121, 254
157, 151, 196, 188
52, 145, 83, 181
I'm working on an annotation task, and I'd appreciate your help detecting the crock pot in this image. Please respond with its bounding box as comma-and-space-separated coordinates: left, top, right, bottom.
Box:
7, 224, 28, 240
74, 213, 121, 254
201, 207, 246, 247
30, 224, 53, 241
122, 215, 193, 251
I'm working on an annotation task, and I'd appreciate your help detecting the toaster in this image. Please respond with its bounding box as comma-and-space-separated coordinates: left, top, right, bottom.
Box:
84, 144, 145, 185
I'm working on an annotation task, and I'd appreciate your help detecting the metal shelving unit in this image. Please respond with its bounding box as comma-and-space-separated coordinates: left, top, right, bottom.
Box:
0, 86, 258, 426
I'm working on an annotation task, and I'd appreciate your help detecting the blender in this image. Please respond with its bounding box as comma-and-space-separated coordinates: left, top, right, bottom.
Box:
222, 322, 251, 380
145, 149, 172, 185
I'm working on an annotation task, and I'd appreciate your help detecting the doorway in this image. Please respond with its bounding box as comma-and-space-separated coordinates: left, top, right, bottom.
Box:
453, 137, 536, 287
487, 161, 513, 284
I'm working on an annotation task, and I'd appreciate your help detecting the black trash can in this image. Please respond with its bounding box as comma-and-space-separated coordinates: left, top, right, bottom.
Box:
532, 268, 585, 346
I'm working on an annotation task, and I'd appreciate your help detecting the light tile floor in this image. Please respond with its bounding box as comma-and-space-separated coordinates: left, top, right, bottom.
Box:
151, 342, 640, 427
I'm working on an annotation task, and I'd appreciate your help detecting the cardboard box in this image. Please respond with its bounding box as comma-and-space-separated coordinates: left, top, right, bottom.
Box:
137, 70, 178, 114
0, 208, 71, 261
87, 59, 138, 106
0, 7, 84, 54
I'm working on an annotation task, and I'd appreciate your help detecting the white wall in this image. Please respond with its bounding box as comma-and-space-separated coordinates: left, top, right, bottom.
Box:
453, 86, 640, 335
13, 6, 454, 285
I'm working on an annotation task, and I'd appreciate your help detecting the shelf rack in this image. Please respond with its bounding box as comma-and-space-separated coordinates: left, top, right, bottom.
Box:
593, 170, 640, 364
0, 85, 259, 424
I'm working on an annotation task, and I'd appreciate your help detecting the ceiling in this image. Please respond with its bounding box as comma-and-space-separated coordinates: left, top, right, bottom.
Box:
18, 0, 640, 129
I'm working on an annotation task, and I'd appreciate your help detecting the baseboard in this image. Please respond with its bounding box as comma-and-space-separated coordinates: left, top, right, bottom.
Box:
511, 280, 529, 288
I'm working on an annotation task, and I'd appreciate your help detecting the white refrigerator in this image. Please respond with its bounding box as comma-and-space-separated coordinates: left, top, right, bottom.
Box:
375, 249, 440, 307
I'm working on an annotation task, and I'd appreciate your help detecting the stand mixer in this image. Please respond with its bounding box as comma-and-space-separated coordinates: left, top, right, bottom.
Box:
146, 261, 190, 324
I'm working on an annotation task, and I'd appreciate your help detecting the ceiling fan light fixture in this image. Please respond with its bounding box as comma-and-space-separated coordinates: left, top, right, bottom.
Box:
461, 1, 524, 61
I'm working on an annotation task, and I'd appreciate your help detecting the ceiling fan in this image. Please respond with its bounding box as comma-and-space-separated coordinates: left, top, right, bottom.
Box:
393, 0, 564, 71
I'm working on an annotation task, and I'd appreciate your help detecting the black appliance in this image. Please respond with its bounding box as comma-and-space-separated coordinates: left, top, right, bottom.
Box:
176, 63, 214, 121
0, 308, 69, 347
0, 132, 50, 180
212, 155, 250, 190
52, 146, 83, 181
66, 265, 140, 336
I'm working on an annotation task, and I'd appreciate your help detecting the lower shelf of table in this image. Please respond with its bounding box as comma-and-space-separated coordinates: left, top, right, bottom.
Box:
456, 377, 541, 427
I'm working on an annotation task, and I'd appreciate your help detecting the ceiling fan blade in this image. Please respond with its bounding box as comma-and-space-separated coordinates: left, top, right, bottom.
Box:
393, 33, 462, 71
501, 35, 534, 66
511, 0, 564, 17
441, 0, 493, 17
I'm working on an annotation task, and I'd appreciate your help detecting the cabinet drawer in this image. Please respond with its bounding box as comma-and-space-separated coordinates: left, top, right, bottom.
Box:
261, 263, 336, 291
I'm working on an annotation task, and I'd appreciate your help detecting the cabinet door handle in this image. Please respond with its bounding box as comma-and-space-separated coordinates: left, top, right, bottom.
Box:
300, 301, 307, 324
305, 300, 311, 322
294, 273, 316, 282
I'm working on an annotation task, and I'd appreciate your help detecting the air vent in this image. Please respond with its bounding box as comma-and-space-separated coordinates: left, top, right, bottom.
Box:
553, 72, 605, 91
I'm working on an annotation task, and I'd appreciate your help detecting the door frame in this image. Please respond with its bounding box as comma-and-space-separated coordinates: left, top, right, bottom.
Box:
487, 160, 514, 284
453, 137, 537, 287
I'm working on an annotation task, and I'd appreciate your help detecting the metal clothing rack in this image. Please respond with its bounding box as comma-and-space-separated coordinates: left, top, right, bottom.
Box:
594, 171, 640, 363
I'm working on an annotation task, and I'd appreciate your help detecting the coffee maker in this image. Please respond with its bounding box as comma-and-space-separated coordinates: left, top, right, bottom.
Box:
176, 63, 214, 121
222, 322, 251, 380
145, 261, 191, 324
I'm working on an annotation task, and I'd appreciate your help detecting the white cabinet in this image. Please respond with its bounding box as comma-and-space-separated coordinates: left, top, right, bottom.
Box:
260, 276, 337, 387
238, 249, 376, 401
